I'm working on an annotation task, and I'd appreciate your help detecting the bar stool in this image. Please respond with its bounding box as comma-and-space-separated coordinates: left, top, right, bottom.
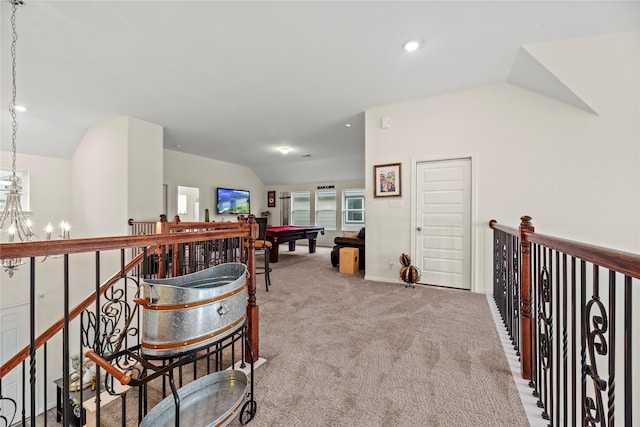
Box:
244, 217, 272, 291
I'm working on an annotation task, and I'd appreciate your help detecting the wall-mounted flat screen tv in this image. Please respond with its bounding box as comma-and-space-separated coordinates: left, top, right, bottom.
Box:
216, 187, 250, 215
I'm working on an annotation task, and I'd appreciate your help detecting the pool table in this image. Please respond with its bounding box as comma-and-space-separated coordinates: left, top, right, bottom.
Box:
265, 225, 325, 263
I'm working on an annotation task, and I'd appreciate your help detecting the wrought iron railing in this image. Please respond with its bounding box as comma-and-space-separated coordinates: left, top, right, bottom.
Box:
0, 216, 258, 426
490, 216, 638, 426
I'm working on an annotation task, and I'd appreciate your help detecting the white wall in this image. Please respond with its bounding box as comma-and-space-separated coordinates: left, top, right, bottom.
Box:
163, 150, 266, 223
71, 117, 129, 237
72, 116, 163, 237
364, 32, 640, 291
127, 117, 164, 221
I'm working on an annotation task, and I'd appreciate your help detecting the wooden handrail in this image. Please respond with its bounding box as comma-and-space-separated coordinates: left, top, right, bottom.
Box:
0, 249, 150, 378
524, 231, 640, 280
488, 219, 518, 237
0, 228, 251, 259
490, 219, 640, 278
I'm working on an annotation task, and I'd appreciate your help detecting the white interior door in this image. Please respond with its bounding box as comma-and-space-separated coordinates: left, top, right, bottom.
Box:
415, 158, 471, 289
1, 304, 29, 426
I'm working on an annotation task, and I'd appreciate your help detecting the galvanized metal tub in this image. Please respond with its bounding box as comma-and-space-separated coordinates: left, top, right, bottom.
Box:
139, 370, 248, 427
138, 263, 247, 358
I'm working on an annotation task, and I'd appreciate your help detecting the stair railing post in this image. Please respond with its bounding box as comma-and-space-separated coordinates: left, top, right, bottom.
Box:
519, 215, 534, 380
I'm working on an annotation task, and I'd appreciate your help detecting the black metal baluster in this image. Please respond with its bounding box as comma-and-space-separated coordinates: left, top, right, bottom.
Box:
43, 342, 47, 427
584, 264, 608, 426
607, 270, 615, 427
531, 244, 539, 396
562, 253, 568, 427
29, 257, 36, 425
79, 321, 84, 421
554, 250, 561, 427
538, 247, 550, 422
513, 234, 520, 357
63, 254, 70, 427
505, 233, 516, 345
95, 251, 102, 427
580, 260, 587, 426
571, 257, 577, 427
548, 249, 554, 425
623, 276, 632, 426
21, 361, 25, 425
121, 249, 128, 353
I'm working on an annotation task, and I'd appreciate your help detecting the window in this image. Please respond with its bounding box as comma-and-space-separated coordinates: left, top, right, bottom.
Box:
316, 190, 336, 230
0, 169, 29, 211
291, 191, 310, 225
343, 189, 365, 231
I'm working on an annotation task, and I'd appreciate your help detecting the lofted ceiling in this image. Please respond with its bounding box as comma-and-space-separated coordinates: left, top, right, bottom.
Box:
1, 1, 638, 185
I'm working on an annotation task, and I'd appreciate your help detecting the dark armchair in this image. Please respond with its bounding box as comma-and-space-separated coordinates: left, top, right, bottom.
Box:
330, 227, 365, 270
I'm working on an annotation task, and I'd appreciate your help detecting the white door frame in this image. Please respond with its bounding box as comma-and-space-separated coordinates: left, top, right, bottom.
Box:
411, 155, 475, 291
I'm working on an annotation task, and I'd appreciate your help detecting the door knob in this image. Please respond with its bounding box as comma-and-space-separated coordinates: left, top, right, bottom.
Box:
416, 227, 422, 231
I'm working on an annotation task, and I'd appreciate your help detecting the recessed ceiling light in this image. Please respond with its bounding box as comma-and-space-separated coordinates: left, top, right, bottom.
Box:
14, 105, 27, 112
279, 147, 291, 155
175, 144, 182, 148
345, 123, 351, 128
404, 40, 421, 52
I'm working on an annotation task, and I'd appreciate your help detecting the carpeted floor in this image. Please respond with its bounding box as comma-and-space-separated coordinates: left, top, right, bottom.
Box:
228, 247, 528, 427
101, 246, 529, 427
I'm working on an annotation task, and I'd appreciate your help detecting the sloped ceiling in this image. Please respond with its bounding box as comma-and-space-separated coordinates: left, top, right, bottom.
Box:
1, 2, 638, 185
508, 46, 598, 115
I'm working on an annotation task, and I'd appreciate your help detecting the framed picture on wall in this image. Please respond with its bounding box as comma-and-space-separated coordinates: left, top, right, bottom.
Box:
267, 190, 276, 207
374, 163, 401, 198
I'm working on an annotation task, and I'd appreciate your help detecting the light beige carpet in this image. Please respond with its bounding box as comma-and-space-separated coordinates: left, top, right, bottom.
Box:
228, 247, 528, 427
100, 246, 528, 427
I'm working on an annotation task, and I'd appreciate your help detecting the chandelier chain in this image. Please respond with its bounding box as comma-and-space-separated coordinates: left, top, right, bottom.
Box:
9, 0, 21, 182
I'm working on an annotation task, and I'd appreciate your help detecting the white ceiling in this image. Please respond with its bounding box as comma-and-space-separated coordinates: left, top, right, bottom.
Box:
1, 1, 638, 185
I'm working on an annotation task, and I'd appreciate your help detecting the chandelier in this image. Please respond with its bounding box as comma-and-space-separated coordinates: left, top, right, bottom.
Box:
1, 0, 69, 277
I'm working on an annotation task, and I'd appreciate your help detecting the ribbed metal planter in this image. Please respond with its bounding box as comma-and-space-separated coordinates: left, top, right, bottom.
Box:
137, 263, 247, 358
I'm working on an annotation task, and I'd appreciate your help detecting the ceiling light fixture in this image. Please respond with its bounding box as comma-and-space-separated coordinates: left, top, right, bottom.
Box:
1, 0, 69, 277
14, 105, 27, 112
404, 40, 421, 52
279, 147, 291, 155
345, 123, 351, 128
